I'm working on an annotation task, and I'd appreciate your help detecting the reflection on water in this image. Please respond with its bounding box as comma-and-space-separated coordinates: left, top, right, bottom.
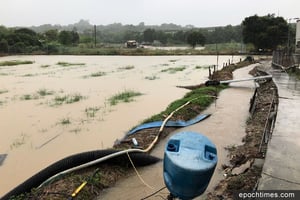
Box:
0, 55, 243, 196
271, 69, 300, 96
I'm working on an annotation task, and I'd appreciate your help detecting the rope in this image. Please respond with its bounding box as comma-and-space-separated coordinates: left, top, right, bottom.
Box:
39, 97, 197, 188
126, 151, 154, 190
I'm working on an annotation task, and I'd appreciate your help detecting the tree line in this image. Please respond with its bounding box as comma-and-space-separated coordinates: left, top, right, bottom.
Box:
0, 14, 292, 54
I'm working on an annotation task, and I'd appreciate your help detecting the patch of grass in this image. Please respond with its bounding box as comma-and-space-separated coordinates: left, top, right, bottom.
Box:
52, 93, 84, 105
161, 66, 186, 73
90, 71, 106, 77
143, 85, 227, 123
10, 133, 28, 149
0, 89, 8, 94
70, 128, 81, 134
22, 73, 37, 77
37, 88, 54, 96
85, 106, 100, 117
145, 75, 159, 80
195, 65, 210, 69
40, 64, 50, 68
20, 94, 39, 100
108, 90, 143, 106
118, 65, 135, 70
0, 60, 34, 66
59, 118, 71, 125
57, 62, 85, 67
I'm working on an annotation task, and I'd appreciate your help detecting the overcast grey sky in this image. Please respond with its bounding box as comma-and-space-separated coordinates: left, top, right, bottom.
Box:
1, 0, 299, 27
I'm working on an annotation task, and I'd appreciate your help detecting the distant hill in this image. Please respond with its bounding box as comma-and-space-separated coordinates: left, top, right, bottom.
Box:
28, 19, 200, 33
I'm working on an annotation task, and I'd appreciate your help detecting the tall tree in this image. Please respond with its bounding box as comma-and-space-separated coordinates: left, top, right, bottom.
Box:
242, 14, 288, 51
187, 31, 205, 48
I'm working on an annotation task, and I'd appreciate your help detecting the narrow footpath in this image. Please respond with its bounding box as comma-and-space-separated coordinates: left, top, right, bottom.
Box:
258, 63, 300, 189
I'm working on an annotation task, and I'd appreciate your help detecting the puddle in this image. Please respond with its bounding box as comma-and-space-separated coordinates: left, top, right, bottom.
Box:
0, 55, 243, 196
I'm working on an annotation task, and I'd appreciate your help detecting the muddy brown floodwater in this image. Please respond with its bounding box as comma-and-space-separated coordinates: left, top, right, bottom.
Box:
99, 64, 259, 200
0, 55, 242, 196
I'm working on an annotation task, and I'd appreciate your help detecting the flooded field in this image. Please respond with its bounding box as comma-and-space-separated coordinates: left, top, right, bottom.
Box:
0, 55, 242, 195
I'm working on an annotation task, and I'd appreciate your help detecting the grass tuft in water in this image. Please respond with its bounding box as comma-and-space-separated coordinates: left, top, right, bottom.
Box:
52, 93, 84, 105
161, 66, 186, 73
145, 75, 159, 80
108, 90, 143, 106
0, 60, 34, 66
37, 88, 54, 96
57, 62, 85, 67
85, 106, 100, 117
90, 71, 106, 77
118, 65, 135, 70
40, 65, 50, 68
59, 118, 71, 125
0, 89, 8, 94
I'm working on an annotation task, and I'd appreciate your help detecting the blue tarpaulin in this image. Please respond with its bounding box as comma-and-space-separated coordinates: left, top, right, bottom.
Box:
127, 114, 211, 135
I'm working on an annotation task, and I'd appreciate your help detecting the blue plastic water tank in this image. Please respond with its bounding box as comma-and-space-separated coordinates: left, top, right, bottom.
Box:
163, 131, 217, 200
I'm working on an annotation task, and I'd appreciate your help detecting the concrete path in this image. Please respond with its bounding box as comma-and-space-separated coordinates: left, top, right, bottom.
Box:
258, 63, 300, 189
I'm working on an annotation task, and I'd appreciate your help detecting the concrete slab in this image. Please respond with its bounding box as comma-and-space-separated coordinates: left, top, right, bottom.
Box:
258, 62, 300, 190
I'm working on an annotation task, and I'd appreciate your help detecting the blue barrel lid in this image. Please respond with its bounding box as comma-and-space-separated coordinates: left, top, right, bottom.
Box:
165, 131, 217, 170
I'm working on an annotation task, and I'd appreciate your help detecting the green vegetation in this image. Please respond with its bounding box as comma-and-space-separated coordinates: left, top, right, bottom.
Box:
59, 118, 71, 125
108, 90, 143, 106
90, 71, 106, 77
22, 73, 37, 77
161, 66, 186, 73
145, 75, 159, 80
118, 65, 135, 70
20, 94, 39, 100
52, 93, 84, 105
40, 64, 50, 68
10, 133, 28, 149
242, 14, 288, 51
37, 88, 54, 96
0, 89, 8, 94
187, 30, 205, 48
20, 89, 54, 101
0, 60, 34, 66
143, 85, 227, 123
195, 65, 210, 69
85, 106, 100, 117
57, 61, 85, 67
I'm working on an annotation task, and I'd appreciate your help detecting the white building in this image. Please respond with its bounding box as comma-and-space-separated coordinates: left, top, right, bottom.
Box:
296, 20, 300, 53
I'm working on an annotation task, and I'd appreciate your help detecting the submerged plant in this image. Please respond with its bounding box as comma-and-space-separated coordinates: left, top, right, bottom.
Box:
59, 118, 71, 125
90, 71, 106, 77
118, 65, 135, 70
108, 90, 143, 106
0, 60, 34, 66
52, 93, 84, 105
145, 75, 159, 80
0, 89, 8, 94
85, 106, 100, 117
37, 88, 54, 96
161, 66, 186, 73
57, 62, 85, 67
10, 133, 28, 149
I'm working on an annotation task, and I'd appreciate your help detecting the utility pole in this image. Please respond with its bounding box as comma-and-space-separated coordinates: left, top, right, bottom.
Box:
94, 25, 97, 48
